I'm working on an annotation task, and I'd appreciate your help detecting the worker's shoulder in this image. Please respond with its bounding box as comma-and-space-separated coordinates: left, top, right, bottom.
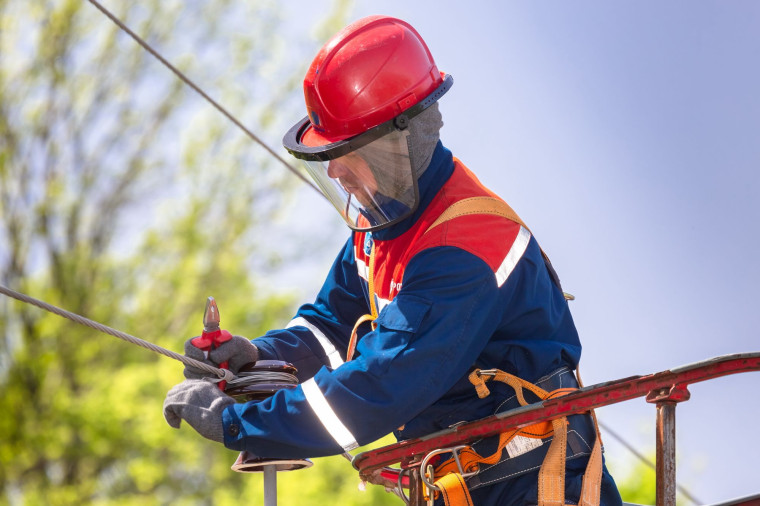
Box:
410, 160, 527, 268
412, 210, 525, 270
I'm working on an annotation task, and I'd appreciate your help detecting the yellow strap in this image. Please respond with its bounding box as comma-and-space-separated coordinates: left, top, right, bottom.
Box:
579, 433, 603, 505
347, 315, 374, 362
347, 242, 378, 361
434, 447, 484, 476
468, 369, 551, 404
538, 404, 603, 506
575, 366, 604, 506
469, 369, 580, 409
538, 417, 568, 506
435, 472, 475, 506
424, 196, 528, 235
434, 429, 520, 479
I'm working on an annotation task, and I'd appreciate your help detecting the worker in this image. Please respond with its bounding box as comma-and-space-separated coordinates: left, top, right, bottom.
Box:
163, 15, 623, 505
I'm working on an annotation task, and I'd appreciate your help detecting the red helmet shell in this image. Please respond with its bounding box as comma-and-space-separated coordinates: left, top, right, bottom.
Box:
301, 15, 443, 147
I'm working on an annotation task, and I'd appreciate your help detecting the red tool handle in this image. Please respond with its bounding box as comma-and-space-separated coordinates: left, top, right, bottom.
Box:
379, 467, 410, 488
191, 328, 233, 390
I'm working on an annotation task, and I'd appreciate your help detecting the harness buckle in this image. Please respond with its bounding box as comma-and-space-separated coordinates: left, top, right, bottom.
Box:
419, 445, 479, 502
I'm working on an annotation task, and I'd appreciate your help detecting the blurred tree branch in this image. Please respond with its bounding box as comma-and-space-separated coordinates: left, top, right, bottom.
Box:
0, 0, 352, 503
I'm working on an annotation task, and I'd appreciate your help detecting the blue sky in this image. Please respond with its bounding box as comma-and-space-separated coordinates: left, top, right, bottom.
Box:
281, 2, 760, 503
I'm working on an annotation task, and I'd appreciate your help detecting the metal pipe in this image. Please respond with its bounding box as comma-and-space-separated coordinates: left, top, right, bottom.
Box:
656, 402, 677, 506
408, 467, 424, 506
263, 465, 277, 506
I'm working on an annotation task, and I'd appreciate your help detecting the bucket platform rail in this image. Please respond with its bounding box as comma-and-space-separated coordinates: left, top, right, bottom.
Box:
351, 352, 760, 506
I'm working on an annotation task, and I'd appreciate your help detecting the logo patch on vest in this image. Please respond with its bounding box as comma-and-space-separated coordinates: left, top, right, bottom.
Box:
363, 233, 373, 256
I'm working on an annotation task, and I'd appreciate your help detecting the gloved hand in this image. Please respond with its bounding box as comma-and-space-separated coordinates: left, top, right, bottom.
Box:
163, 379, 236, 443
183, 335, 259, 379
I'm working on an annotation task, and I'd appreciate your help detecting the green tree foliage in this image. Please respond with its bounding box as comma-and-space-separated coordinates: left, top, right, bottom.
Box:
613, 455, 658, 506
0, 1, 378, 504
611, 451, 700, 506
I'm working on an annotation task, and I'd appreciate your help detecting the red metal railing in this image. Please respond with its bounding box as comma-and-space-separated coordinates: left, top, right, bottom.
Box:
352, 352, 760, 506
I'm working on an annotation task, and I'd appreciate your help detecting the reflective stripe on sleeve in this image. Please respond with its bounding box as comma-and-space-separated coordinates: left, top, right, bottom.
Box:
287, 317, 344, 370
495, 226, 531, 287
302, 378, 359, 452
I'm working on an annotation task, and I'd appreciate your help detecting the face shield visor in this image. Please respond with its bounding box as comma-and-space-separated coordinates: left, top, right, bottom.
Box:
304, 129, 416, 231
283, 75, 453, 232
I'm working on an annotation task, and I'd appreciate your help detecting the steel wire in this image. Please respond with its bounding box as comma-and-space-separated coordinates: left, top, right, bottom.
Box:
85, 0, 324, 198
226, 370, 298, 387
0, 284, 229, 381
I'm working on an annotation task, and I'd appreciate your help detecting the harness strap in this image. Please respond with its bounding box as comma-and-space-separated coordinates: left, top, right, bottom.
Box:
424, 196, 529, 234
433, 429, 521, 477
429, 369, 602, 506
347, 242, 378, 361
437, 473, 475, 506
579, 429, 603, 505
539, 416, 569, 506
576, 366, 604, 506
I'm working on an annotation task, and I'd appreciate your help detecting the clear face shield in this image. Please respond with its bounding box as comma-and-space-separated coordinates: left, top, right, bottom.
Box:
302, 129, 416, 231
283, 74, 452, 232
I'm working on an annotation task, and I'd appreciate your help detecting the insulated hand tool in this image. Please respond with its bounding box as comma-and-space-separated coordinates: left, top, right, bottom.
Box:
191, 296, 233, 390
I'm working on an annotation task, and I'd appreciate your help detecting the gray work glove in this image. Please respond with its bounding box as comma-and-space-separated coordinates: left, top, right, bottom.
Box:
163, 379, 235, 443
183, 335, 259, 379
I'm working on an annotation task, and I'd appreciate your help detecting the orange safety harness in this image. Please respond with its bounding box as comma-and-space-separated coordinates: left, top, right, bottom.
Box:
346, 197, 599, 504
423, 369, 603, 506
347, 238, 379, 362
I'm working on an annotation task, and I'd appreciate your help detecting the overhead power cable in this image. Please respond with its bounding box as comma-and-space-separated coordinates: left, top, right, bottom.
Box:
0, 284, 231, 382
86, 0, 324, 198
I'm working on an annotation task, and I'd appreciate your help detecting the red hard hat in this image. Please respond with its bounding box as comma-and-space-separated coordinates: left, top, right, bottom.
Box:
300, 15, 445, 147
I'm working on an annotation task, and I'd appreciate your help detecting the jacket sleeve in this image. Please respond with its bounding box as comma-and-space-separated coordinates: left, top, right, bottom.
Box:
222, 243, 535, 459
252, 237, 369, 381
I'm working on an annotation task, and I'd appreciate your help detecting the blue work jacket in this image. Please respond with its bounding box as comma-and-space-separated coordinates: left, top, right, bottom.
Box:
222, 143, 581, 461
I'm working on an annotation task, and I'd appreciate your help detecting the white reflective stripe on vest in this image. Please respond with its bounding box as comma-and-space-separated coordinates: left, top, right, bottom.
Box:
288, 316, 344, 370
356, 256, 369, 281
495, 226, 531, 287
376, 295, 391, 313
302, 378, 359, 452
